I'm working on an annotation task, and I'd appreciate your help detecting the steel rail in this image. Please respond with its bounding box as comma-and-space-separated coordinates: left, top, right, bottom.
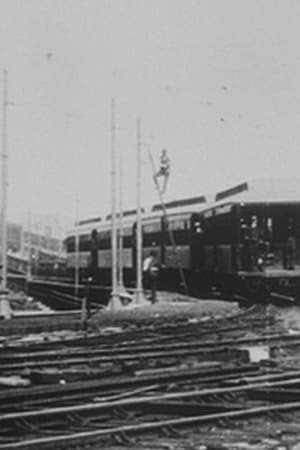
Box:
0, 347, 259, 372
0, 364, 260, 403
0, 370, 262, 413
1, 330, 298, 360
3, 400, 300, 449
0, 309, 273, 351
1, 332, 297, 369
1, 376, 300, 425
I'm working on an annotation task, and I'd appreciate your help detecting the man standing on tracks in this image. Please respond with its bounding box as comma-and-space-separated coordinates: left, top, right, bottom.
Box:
153, 149, 170, 194
143, 250, 160, 304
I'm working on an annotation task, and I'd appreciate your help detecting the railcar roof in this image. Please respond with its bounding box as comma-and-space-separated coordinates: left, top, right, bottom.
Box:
66, 177, 300, 238
214, 177, 300, 204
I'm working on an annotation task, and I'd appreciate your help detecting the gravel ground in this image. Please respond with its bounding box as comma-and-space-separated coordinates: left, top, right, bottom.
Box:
91, 292, 240, 327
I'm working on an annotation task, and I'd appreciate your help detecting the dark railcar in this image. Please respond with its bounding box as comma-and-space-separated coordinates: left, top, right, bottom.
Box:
196, 202, 300, 300
64, 197, 300, 302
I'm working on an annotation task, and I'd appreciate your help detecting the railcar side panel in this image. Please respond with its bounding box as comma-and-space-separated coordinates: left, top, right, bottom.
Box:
215, 245, 232, 273
164, 245, 190, 268
203, 245, 214, 270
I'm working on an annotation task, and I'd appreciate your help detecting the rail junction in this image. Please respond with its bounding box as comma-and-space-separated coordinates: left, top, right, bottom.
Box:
1, 300, 300, 449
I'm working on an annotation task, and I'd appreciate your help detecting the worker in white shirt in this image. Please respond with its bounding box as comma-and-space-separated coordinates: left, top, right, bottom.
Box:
143, 250, 159, 303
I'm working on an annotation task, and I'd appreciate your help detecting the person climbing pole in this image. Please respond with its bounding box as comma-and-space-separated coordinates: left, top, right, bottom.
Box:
153, 149, 170, 194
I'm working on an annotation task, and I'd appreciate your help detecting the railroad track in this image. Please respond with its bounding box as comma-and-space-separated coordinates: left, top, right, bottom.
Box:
0, 363, 264, 411
2, 376, 300, 449
1, 333, 299, 377
0, 303, 275, 350
0, 304, 296, 449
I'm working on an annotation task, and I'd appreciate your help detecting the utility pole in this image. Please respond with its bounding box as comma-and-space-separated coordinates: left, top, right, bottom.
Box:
34, 221, 41, 276
134, 118, 147, 306
27, 211, 32, 281
20, 224, 24, 257
74, 197, 79, 299
108, 98, 122, 310
0, 69, 11, 319
118, 144, 125, 291
1, 69, 8, 290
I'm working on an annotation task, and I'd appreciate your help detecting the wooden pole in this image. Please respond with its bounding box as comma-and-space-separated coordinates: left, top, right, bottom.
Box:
118, 144, 125, 290
109, 98, 122, 310
134, 119, 147, 306
74, 197, 79, 299
27, 211, 32, 281
1, 69, 8, 290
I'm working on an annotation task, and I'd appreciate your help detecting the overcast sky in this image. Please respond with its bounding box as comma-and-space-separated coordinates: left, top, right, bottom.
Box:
0, 0, 300, 228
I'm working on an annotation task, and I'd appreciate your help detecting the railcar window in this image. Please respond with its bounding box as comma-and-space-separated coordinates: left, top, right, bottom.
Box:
122, 227, 132, 236
98, 230, 111, 250
240, 206, 300, 245
123, 235, 132, 248
143, 221, 162, 247
164, 217, 190, 245
214, 204, 232, 216
79, 234, 91, 252
99, 231, 110, 240
65, 237, 75, 252
203, 210, 213, 219
168, 219, 186, 231
271, 214, 300, 243
144, 222, 161, 233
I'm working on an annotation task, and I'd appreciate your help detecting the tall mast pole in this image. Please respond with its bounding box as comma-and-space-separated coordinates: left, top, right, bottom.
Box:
118, 144, 124, 290
1, 70, 8, 290
27, 211, 32, 281
109, 98, 121, 310
134, 118, 147, 305
74, 197, 79, 298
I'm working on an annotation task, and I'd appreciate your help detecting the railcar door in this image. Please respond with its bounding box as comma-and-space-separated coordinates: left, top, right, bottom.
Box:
268, 203, 300, 270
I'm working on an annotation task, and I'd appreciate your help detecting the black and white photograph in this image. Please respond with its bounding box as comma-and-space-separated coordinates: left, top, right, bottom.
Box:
1, 1, 300, 449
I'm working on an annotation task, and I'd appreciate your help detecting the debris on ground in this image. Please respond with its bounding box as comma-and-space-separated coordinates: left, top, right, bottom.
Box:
1, 293, 300, 449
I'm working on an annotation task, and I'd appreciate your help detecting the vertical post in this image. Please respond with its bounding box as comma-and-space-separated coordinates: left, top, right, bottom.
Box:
1, 70, 8, 290
20, 225, 24, 257
109, 98, 121, 310
74, 197, 79, 299
134, 118, 147, 305
0, 69, 10, 319
118, 144, 124, 290
27, 211, 32, 281
34, 222, 40, 276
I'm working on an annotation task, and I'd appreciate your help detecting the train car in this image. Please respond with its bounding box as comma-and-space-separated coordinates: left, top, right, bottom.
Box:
65, 209, 145, 285
64, 196, 207, 288
200, 179, 300, 301
64, 178, 300, 302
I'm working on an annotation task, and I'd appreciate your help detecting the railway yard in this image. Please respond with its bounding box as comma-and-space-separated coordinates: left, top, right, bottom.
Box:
1, 295, 300, 449
1, 0, 300, 448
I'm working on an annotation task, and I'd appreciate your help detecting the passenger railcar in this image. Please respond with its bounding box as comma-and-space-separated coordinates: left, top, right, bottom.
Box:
64, 178, 300, 302
195, 200, 300, 300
